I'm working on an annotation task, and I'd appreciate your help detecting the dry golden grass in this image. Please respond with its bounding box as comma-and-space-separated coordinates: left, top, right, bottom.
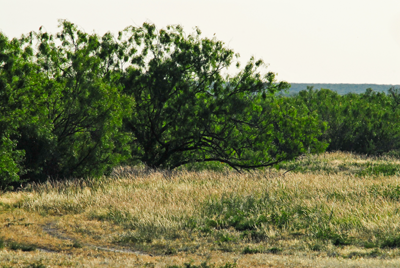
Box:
2, 151, 400, 267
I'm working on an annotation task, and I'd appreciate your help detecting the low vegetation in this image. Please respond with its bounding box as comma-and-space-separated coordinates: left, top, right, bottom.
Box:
1, 152, 400, 267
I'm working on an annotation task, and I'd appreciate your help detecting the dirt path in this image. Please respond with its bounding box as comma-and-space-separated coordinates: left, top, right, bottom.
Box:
41, 222, 151, 256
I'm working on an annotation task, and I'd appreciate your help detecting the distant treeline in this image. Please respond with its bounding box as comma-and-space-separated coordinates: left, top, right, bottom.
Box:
289, 83, 400, 95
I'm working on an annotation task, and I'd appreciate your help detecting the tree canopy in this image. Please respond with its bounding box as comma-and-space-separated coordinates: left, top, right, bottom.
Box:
118, 23, 326, 170
0, 21, 132, 187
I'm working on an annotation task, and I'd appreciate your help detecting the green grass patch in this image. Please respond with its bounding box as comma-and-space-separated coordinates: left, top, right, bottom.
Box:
380, 234, 400, 248
201, 193, 333, 233
91, 207, 134, 226
312, 226, 352, 246
215, 232, 237, 244
241, 245, 280, 254
364, 241, 378, 249
168, 262, 237, 268
240, 230, 268, 242
24, 261, 47, 268
117, 231, 154, 244
8, 241, 36, 251
368, 184, 400, 201
356, 163, 400, 177
242, 245, 264, 254
345, 248, 382, 259
72, 240, 83, 248
308, 242, 325, 251
277, 158, 336, 174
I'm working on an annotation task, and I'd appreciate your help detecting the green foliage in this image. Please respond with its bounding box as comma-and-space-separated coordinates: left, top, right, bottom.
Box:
277, 156, 336, 174
203, 194, 268, 231
313, 226, 352, 246
1, 21, 133, 187
368, 184, 400, 200
0, 32, 35, 188
168, 262, 237, 268
240, 230, 268, 242
8, 241, 36, 251
241, 245, 280, 254
17, 21, 132, 182
242, 245, 264, 254
384, 149, 400, 158
71, 240, 83, 248
119, 23, 326, 170
91, 207, 134, 226
0, 135, 24, 189
309, 242, 324, 251
24, 261, 46, 268
364, 242, 377, 249
200, 192, 359, 247
380, 235, 400, 248
215, 232, 236, 244
1, 20, 325, 187
4, 19, 400, 188
268, 247, 282, 254
180, 161, 229, 172
117, 231, 154, 244
357, 163, 400, 177
202, 193, 329, 232
290, 87, 400, 155
278, 154, 400, 178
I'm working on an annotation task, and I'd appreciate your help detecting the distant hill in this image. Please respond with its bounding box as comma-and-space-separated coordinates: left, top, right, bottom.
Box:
287, 83, 400, 95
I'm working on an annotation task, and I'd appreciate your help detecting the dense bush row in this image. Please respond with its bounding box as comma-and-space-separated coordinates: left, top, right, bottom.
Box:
0, 21, 325, 189
290, 87, 400, 155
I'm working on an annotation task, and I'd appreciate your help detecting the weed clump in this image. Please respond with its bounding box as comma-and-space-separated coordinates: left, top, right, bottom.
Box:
380, 235, 400, 248
24, 260, 47, 268
242, 245, 265, 254
9, 242, 36, 251
356, 163, 400, 177
168, 261, 237, 268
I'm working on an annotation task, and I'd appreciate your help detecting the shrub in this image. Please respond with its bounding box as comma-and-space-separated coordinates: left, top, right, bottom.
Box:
290, 87, 400, 155
1, 22, 133, 187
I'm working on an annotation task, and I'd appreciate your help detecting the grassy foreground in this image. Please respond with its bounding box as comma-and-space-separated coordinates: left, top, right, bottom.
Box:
2, 152, 400, 267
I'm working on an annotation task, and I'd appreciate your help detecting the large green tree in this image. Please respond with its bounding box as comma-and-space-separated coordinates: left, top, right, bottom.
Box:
1, 21, 132, 186
119, 23, 326, 170
0, 32, 36, 188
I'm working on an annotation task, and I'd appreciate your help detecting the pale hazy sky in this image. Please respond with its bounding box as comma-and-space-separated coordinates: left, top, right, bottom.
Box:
1, 0, 400, 84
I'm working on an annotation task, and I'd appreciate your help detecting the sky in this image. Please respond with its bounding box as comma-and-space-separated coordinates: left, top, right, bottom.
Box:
1, 0, 400, 84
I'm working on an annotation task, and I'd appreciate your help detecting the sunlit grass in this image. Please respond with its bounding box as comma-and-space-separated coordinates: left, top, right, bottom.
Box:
2, 151, 400, 267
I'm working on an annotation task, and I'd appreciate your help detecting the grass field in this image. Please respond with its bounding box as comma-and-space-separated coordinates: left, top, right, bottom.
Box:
2, 152, 400, 267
